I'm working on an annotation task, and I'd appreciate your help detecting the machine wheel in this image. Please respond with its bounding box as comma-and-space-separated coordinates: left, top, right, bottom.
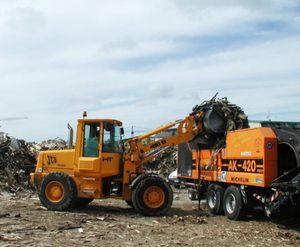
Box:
206, 184, 224, 215
223, 186, 245, 220
125, 200, 134, 207
72, 198, 94, 209
132, 176, 173, 216
188, 188, 198, 201
39, 173, 77, 211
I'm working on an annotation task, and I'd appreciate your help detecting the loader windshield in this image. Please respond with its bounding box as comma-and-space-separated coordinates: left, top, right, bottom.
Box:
103, 122, 122, 153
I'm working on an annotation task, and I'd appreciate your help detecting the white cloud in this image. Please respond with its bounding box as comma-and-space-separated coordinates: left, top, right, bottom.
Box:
0, 0, 299, 141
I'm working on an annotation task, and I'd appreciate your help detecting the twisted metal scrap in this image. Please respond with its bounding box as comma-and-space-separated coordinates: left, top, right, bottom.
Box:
0, 134, 67, 192
191, 93, 249, 132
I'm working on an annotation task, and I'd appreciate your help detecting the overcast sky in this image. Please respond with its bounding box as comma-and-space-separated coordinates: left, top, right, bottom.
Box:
0, 0, 300, 141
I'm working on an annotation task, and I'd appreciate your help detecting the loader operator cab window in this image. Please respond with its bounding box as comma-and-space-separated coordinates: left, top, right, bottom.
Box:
103, 122, 122, 153
83, 123, 100, 157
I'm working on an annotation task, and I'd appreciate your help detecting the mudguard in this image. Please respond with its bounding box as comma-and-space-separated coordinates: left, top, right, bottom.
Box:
273, 128, 300, 168
129, 173, 160, 190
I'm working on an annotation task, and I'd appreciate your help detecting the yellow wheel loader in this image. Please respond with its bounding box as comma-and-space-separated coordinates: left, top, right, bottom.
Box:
30, 111, 207, 216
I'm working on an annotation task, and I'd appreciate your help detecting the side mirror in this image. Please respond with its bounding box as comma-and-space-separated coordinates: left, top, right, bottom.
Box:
120, 127, 124, 136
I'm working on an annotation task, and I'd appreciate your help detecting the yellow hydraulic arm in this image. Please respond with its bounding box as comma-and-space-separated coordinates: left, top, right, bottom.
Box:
124, 111, 204, 167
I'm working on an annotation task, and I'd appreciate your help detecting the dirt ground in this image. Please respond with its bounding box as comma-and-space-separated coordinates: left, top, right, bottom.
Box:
0, 189, 299, 247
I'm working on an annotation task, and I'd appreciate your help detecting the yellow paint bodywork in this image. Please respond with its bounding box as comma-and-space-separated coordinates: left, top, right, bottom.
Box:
31, 119, 124, 200
30, 112, 205, 202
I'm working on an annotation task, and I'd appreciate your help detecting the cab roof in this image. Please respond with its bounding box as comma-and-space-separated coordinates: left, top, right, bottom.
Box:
78, 119, 122, 126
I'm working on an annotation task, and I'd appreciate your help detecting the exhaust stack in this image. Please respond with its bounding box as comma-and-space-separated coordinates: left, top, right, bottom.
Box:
67, 123, 73, 149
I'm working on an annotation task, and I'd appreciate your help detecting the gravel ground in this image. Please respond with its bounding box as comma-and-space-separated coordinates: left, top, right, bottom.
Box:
0, 189, 299, 247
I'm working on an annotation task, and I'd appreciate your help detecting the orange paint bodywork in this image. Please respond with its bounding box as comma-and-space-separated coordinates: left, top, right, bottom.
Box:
179, 128, 278, 188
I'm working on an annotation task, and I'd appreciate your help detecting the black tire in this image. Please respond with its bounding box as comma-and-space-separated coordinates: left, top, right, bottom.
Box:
206, 184, 224, 215
72, 198, 94, 209
188, 188, 198, 201
132, 176, 173, 216
223, 186, 245, 220
39, 172, 77, 211
125, 200, 134, 207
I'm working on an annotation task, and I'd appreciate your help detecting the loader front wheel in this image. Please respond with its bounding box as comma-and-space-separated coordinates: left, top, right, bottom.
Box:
132, 176, 173, 216
39, 173, 77, 211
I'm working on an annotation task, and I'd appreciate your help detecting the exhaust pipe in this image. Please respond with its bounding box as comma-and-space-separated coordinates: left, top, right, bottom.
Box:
67, 123, 73, 149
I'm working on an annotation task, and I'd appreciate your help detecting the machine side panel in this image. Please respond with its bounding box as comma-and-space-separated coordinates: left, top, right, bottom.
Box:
181, 128, 278, 188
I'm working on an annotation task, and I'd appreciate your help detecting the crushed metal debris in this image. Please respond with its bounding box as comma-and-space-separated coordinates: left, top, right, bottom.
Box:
0, 133, 66, 192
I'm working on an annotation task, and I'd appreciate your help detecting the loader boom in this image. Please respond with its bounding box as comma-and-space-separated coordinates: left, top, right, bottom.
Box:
124, 113, 204, 167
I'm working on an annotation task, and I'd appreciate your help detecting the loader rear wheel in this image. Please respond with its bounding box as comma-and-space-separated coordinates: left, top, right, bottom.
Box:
132, 176, 173, 216
39, 173, 77, 211
207, 184, 224, 215
223, 186, 244, 220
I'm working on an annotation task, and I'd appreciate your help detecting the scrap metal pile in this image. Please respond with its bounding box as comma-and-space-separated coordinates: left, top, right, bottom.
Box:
0, 133, 66, 193
189, 93, 249, 150
147, 146, 177, 177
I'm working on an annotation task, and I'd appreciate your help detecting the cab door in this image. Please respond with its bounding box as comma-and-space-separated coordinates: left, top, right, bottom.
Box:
82, 123, 100, 158
100, 122, 123, 177
78, 122, 101, 174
